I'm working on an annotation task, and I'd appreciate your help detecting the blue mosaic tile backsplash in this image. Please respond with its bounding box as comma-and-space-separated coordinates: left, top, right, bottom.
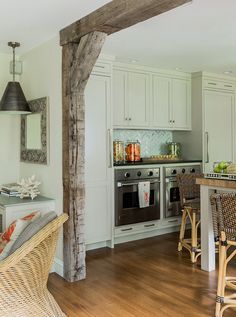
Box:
113, 129, 173, 157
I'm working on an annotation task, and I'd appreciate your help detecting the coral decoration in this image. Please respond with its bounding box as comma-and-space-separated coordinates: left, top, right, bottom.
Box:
18, 175, 41, 200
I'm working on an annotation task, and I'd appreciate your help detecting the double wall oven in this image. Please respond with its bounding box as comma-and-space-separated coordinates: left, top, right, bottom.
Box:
115, 168, 160, 226
164, 165, 201, 218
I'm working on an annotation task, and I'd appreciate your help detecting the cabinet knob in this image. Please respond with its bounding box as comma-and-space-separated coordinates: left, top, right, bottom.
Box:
125, 118, 128, 121
169, 120, 172, 123
173, 120, 175, 123
129, 118, 131, 121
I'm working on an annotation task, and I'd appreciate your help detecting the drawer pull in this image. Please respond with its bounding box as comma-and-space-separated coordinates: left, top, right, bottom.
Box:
96, 65, 105, 69
121, 227, 133, 232
208, 82, 217, 85
144, 223, 155, 228
224, 84, 232, 88
168, 219, 178, 223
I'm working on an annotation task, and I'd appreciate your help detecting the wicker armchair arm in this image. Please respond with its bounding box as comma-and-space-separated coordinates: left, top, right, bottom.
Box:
0, 213, 68, 272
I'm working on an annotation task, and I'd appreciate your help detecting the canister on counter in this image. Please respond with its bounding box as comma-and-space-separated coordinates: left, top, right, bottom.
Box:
113, 140, 125, 164
125, 140, 141, 162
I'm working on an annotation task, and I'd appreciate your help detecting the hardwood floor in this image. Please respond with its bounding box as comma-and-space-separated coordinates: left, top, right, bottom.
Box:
48, 232, 236, 317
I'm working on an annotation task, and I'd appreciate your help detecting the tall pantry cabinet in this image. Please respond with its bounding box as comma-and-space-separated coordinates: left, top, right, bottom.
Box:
84, 61, 113, 248
183, 72, 235, 172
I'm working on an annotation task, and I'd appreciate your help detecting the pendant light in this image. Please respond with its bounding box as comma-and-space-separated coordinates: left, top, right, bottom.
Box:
0, 42, 31, 114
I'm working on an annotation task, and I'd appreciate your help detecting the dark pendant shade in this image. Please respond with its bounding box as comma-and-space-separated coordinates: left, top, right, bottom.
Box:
0, 81, 31, 114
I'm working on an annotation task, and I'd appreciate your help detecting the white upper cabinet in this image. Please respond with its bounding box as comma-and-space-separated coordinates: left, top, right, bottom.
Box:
127, 72, 149, 127
151, 76, 171, 128
113, 69, 149, 127
113, 70, 127, 126
113, 64, 191, 130
151, 75, 191, 130
172, 79, 191, 129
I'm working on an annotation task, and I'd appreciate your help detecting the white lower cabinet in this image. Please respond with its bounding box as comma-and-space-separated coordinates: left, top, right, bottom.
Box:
114, 221, 159, 237
0, 196, 55, 232
203, 90, 234, 172
84, 74, 112, 246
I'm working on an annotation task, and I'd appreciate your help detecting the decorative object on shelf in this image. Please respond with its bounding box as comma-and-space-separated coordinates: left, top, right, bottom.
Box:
17, 175, 41, 200
0, 42, 31, 114
20, 96, 49, 164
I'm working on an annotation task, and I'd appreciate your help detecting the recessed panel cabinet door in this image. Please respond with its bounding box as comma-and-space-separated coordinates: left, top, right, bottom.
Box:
128, 72, 149, 127
204, 90, 234, 173
113, 70, 128, 126
85, 75, 112, 244
172, 79, 191, 129
152, 76, 171, 128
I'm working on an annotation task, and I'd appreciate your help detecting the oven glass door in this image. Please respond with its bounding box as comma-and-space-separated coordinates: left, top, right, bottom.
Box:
115, 180, 160, 226
165, 177, 181, 218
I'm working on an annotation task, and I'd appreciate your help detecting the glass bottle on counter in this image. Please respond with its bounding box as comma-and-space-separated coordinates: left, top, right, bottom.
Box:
125, 140, 141, 162
113, 140, 125, 164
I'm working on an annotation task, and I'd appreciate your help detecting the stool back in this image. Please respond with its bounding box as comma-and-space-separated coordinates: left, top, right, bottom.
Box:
210, 192, 236, 242
177, 173, 203, 207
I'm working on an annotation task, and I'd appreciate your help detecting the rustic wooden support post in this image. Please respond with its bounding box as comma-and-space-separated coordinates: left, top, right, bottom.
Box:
61, 0, 192, 283
62, 31, 106, 282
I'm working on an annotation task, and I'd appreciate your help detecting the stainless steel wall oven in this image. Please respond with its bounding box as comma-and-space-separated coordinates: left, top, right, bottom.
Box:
164, 165, 201, 218
115, 168, 160, 226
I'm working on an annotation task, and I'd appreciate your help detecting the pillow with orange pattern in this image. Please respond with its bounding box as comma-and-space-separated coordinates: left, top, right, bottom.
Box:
0, 211, 41, 260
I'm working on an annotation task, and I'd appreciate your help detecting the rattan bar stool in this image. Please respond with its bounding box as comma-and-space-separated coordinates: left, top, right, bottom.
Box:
210, 193, 236, 317
177, 173, 203, 263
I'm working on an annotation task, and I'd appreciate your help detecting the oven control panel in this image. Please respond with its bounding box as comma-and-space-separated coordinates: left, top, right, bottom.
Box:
115, 168, 160, 181
165, 165, 201, 177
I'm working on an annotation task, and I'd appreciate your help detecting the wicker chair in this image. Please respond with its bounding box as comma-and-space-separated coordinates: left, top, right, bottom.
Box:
0, 213, 68, 317
177, 173, 203, 263
210, 193, 236, 317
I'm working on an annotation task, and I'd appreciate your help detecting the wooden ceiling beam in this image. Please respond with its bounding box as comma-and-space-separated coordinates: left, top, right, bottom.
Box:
60, 0, 191, 45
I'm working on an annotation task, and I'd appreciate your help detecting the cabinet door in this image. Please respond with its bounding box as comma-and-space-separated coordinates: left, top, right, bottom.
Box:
172, 79, 191, 129
152, 76, 171, 128
113, 70, 128, 127
127, 72, 149, 127
204, 90, 234, 173
85, 75, 112, 244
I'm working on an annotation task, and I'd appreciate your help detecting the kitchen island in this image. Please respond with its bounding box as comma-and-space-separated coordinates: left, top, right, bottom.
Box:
196, 177, 236, 272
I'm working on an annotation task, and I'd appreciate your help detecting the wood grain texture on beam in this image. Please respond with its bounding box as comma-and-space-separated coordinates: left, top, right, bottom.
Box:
62, 31, 107, 282
60, 0, 191, 45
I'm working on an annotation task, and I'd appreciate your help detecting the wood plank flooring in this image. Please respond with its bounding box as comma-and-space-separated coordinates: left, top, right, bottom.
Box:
48, 232, 236, 316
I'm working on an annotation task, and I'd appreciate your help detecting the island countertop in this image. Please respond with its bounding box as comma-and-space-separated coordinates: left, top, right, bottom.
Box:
196, 177, 236, 189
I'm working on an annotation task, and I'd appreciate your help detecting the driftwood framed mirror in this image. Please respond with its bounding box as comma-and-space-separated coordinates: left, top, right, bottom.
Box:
20, 96, 49, 164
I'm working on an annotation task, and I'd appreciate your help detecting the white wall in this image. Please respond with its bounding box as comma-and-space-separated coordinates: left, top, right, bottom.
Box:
20, 37, 63, 260
0, 53, 20, 184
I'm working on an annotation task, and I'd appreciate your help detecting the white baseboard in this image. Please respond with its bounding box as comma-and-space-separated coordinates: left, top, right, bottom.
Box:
51, 258, 64, 277
86, 240, 112, 251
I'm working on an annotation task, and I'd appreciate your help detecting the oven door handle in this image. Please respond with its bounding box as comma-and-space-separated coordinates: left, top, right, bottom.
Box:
117, 180, 160, 187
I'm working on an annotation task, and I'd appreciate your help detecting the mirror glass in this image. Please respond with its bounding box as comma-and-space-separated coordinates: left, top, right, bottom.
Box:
26, 113, 42, 150
21, 96, 48, 165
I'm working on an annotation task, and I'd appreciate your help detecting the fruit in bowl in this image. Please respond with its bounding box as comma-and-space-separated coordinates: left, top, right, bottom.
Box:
213, 161, 230, 173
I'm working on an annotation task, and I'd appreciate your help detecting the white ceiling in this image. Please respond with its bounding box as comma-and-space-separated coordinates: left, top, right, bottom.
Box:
1, 0, 236, 75
0, 0, 110, 53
